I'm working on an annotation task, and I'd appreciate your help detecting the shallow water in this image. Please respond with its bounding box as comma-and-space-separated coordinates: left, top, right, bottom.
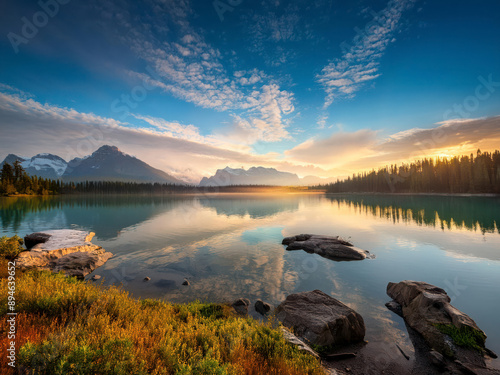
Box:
2, 193, 500, 365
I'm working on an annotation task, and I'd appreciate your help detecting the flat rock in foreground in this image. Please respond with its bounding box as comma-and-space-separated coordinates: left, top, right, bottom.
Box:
387, 280, 499, 374
282, 234, 373, 260
17, 230, 112, 279
276, 290, 365, 347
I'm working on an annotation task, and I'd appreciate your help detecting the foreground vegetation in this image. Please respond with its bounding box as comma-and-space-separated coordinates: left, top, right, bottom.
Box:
0, 271, 324, 375
320, 149, 500, 194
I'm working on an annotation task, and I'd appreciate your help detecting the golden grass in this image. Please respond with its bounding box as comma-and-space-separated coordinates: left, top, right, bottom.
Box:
0, 271, 324, 375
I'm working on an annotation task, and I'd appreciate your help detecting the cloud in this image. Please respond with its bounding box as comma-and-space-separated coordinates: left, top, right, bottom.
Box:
102, 0, 296, 143
285, 116, 500, 174
1, 87, 499, 183
317, 0, 416, 108
285, 130, 379, 166
0, 89, 325, 183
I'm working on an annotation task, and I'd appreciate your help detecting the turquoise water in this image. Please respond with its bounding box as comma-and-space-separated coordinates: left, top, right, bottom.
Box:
2, 193, 500, 364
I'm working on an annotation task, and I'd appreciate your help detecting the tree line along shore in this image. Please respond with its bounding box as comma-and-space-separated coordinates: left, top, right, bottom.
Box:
2, 149, 500, 196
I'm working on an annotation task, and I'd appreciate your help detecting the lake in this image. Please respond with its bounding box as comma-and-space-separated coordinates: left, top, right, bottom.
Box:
2, 193, 500, 367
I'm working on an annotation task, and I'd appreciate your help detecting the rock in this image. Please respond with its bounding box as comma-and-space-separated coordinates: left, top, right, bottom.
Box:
182, 279, 190, 286
92, 274, 101, 280
275, 290, 365, 347
24, 232, 52, 249
280, 327, 319, 358
325, 352, 357, 361
385, 301, 403, 317
16, 230, 112, 279
144, 277, 151, 281
255, 299, 271, 315
232, 298, 250, 315
282, 234, 372, 260
429, 350, 447, 370
386, 281, 487, 361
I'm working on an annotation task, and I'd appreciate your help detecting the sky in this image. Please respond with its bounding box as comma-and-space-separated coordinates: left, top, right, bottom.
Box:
0, 0, 499, 183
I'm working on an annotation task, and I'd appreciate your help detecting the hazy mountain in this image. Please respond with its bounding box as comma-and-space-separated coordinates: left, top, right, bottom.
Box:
64, 145, 185, 184
199, 166, 301, 186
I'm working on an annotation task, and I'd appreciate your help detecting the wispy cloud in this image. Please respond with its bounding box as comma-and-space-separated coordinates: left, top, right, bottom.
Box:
317, 0, 416, 108
101, 0, 296, 143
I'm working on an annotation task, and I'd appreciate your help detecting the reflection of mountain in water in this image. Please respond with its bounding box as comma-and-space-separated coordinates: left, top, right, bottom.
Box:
326, 194, 500, 234
198, 196, 301, 218
0, 196, 190, 239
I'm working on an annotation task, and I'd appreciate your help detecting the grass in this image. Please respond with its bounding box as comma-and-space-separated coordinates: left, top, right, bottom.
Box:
435, 323, 486, 352
0, 270, 325, 375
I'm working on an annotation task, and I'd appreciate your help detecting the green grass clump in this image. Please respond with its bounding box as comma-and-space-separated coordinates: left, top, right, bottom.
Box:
435, 323, 486, 352
0, 271, 325, 375
0, 235, 24, 259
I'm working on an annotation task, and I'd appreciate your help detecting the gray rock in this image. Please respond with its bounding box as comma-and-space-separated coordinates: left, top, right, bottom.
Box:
280, 327, 319, 358
232, 298, 250, 315
24, 232, 52, 249
255, 299, 272, 315
429, 350, 446, 370
385, 300, 403, 317
275, 290, 365, 347
16, 230, 112, 279
386, 280, 497, 373
282, 234, 372, 260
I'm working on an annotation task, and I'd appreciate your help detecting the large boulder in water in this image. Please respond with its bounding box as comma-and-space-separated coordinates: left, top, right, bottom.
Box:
17, 230, 112, 279
386, 280, 500, 374
282, 234, 373, 260
275, 290, 365, 347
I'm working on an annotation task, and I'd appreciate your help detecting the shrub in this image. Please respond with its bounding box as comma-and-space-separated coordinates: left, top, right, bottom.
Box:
0, 235, 24, 259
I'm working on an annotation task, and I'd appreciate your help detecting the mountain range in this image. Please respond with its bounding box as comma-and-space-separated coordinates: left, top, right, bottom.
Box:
1, 145, 185, 185
1, 145, 335, 186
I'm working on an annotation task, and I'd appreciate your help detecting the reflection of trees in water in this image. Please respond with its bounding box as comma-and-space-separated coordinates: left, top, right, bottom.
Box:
326, 195, 500, 234
0, 196, 191, 238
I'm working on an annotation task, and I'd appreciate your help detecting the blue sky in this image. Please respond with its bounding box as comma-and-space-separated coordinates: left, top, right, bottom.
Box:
1, 0, 499, 182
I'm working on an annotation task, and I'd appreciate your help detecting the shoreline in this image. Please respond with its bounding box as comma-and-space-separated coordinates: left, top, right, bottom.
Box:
324, 192, 500, 197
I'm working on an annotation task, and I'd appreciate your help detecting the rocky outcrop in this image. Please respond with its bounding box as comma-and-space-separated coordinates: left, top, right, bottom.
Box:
282, 234, 373, 261
16, 230, 112, 279
387, 280, 499, 374
275, 290, 365, 347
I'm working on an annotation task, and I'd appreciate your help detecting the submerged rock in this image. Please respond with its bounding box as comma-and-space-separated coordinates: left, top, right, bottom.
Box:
282, 234, 372, 260
275, 290, 365, 347
232, 298, 250, 315
255, 299, 272, 315
16, 230, 112, 279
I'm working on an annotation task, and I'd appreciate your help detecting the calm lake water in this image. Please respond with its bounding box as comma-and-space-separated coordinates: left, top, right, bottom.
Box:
2, 193, 500, 365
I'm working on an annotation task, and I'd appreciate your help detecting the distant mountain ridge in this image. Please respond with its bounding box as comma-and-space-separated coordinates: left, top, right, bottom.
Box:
1, 146, 185, 184
199, 166, 301, 186
199, 166, 338, 186
1, 147, 336, 186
